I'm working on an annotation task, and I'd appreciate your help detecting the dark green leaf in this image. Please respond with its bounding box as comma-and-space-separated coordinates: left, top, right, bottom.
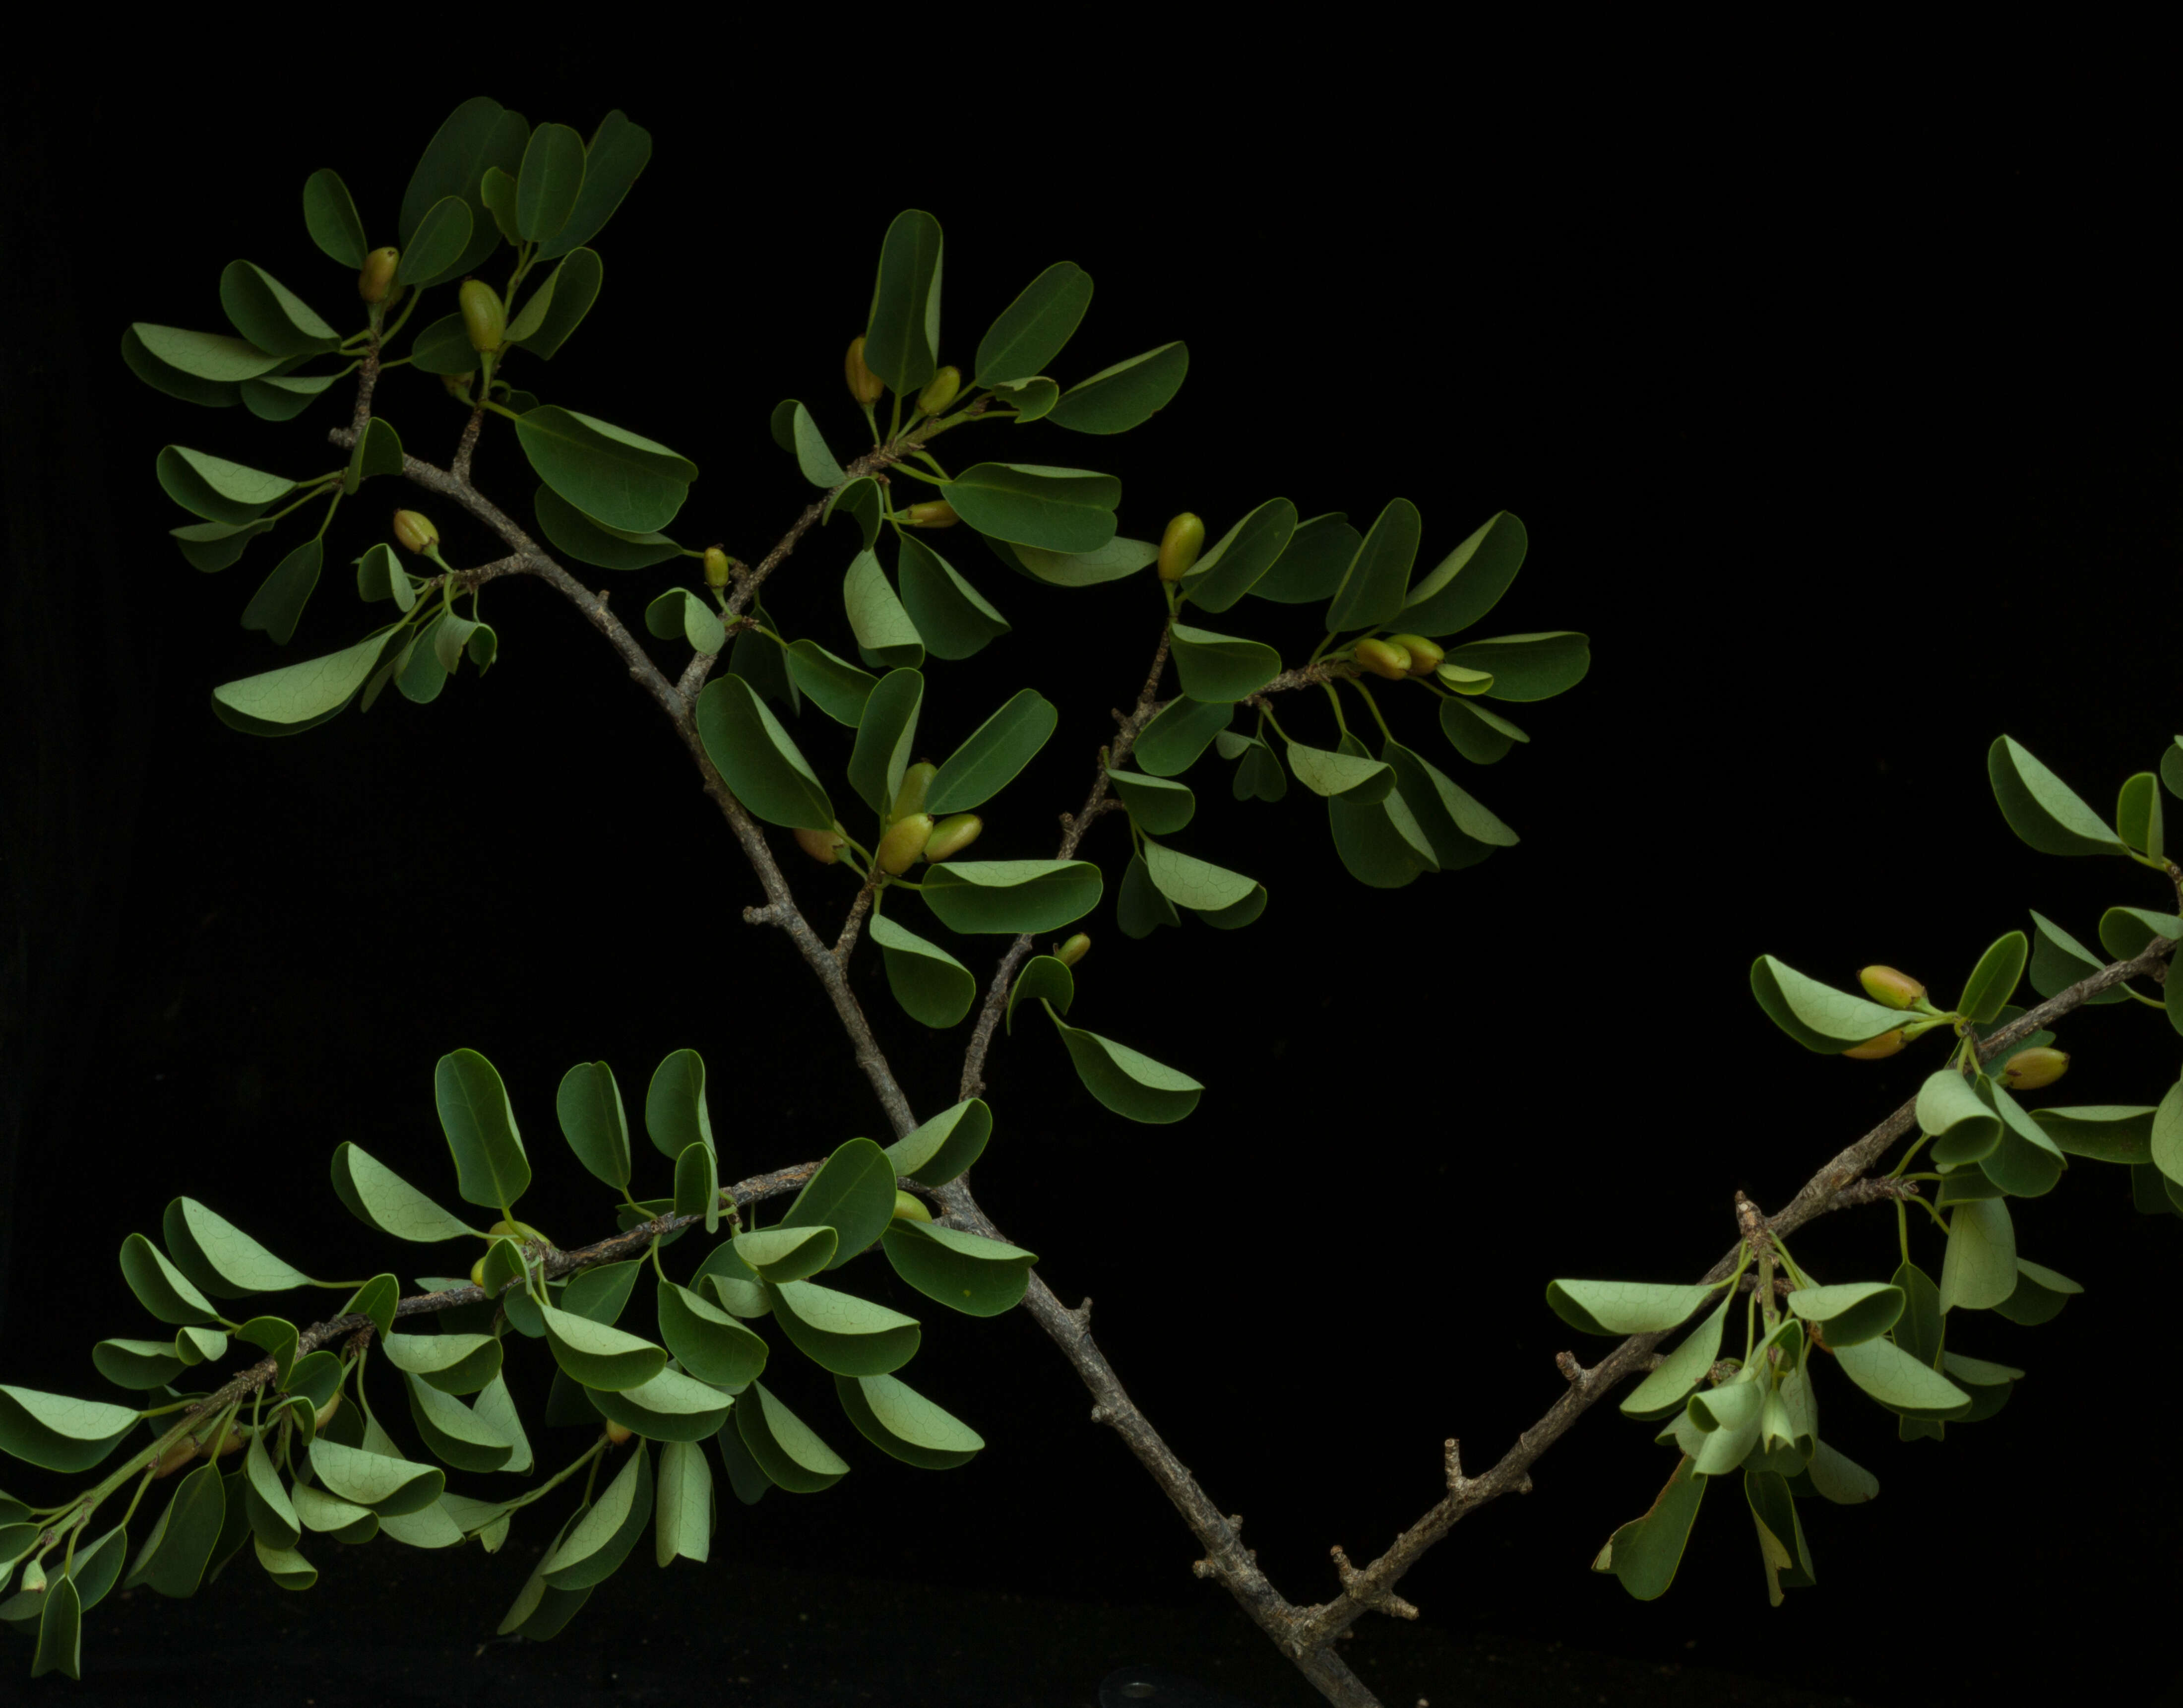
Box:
1046, 1005, 1201, 1123
157, 445, 293, 525
1007, 955, 1074, 1034
1437, 696, 1529, 764
515, 122, 587, 244
435, 1048, 532, 1211
1131, 697, 1232, 778
1180, 499, 1298, 614
736, 1381, 848, 1493
898, 535, 1009, 659
863, 209, 944, 395
2117, 770, 2164, 859
674, 1141, 721, 1235
1117, 849, 1181, 937
1441, 632, 1590, 702
2032, 1104, 2153, 1163
972, 261, 1093, 390
513, 248, 604, 360
329, 1142, 476, 1242
0, 1386, 138, 1473
788, 401, 845, 488
919, 860, 1102, 934
1397, 510, 1529, 638
237, 541, 322, 646
118, 1233, 218, 1326
848, 667, 925, 817
1326, 498, 1423, 633
218, 261, 339, 359
644, 1048, 716, 1163
843, 549, 924, 669
783, 640, 879, 727
1044, 342, 1187, 434
988, 532, 1156, 587
541, 110, 652, 259
869, 909, 976, 1028
1988, 736, 2127, 857
514, 406, 694, 535
397, 97, 526, 285
928, 690, 1058, 814
1955, 930, 2028, 1024
1106, 767, 1194, 833
1590, 1455, 1705, 1602
779, 1138, 898, 1269
586, 1369, 735, 1444
882, 1099, 991, 1188
655, 1280, 767, 1391
881, 1221, 1037, 1319
769, 1280, 920, 1377
555, 1062, 631, 1192
532, 485, 680, 570
543, 1442, 652, 1589
395, 195, 477, 288
696, 674, 834, 832
944, 464, 1120, 554
1249, 512, 1360, 605
2027, 910, 2131, 1004
1749, 956, 1913, 1053
1168, 623, 1281, 702
302, 168, 368, 268
539, 1303, 667, 1392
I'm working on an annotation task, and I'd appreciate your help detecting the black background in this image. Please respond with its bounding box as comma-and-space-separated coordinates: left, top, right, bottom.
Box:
3, 65, 2179, 1708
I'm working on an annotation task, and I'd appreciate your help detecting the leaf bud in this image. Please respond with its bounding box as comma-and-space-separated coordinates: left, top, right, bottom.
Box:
1385, 633, 1445, 675
1158, 513, 1205, 582
905, 500, 960, 528
891, 1189, 933, 1223
470, 1254, 489, 1289
1999, 1046, 2070, 1091
152, 1436, 200, 1478
704, 546, 733, 590
794, 825, 846, 865
1842, 1029, 1906, 1060
1857, 966, 1926, 1010
604, 1420, 634, 1447
877, 813, 935, 876
1056, 932, 1090, 968
459, 278, 506, 353
315, 1394, 343, 1431
890, 762, 937, 826
393, 510, 440, 554
845, 335, 885, 407
923, 813, 983, 863
17, 1557, 44, 1595
357, 246, 400, 304
441, 370, 476, 397
916, 365, 962, 416
1353, 637, 1413, 681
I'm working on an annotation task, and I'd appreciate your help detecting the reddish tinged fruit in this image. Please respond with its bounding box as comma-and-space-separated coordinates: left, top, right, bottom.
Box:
393, 510, 439, 553
844, 336, 884, 407
1859, 966, 1926, 1010
1843, 1029, 1907, 1060
794, 825, 846, 865
1158, 513, 1204, 582
604, 1420, 634, 1446
877, 813, 934, 875
2000, 1047, 2070, 1091
1353, 637, 1412, 681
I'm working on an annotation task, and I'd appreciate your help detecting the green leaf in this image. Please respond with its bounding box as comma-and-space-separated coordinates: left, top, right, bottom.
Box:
587, 1368, 735, 1444
1919, 1069, 2001, 1167
397, 97, 526, 284
843, 549, 925, 670
1326, 498, 1423, 633
302, 168, 368, 267
827, 475, 884, 550
92, 1339, 188, 1391
848, 667, 924, 816
1007, 955, 1074, 1034
118, 1233, 218, 1326
1619, 1291, 1734, 1418
882, 1099, 992, 1188
868, 910, 976, 1029
1168, 623, 1282, 702
972, 260, 1093, 391
1437, 696, 1529, 765
511, 248, 604, 360
2164, 738, 2183, 802
1744, 1468, 1815, 1607
1979, 1080, 2068, 1200
928, 689, 1058, 815
538, 1302, 668, 1392
329, 1142, 475, 1243
779, 1138, 898, 1269
29, 1571, 80, 1678
2155, 1083, 2183, 1186
435, 1048, 532, 1211
696, 674, 835, 832
1288, 741, 1393, 803
1044, 342, 1188, 434
655, 1280, 768, 1391
733, 1226, 837, 1284
1131, 697, 1233, 778
160, 1198, 312, 1296
643, 1048, 716, 1164
920, 860, 1102, 934
514, 121, 586, 244
769, 1279, 920, 1377
863, 209, 944, 395
1832, 1336, 1971, 1416
402, 1372, 513, 1474
125, 1459, 227, 1598
644, 587, 727, 658
943, 464, 1120, 554
1397, 510, 1528, 638
1249, 512, 1361, 605
1046, 1006, 1201, 1123
835, 1372, 985, 1470
121, 325, 259, 405
396, 196, 477, 288
736, 1381, 848, 1493
897, 534, 1009, 660
344, 417, 405, 498
2118, 770, 2165, 859
479, 165, 520, 245
158, 444, 294, 525
541, 110, 652, 260
340, 1273, 399, 1341
308, 1437, 443, 1516
496, 1504, 593, 1638
989, 532, 1156, 587
1382, 741, 1512, 865
1440, 632, 1590, 702
408, 309, 479, 375
211, 625, 404, 734
1106, 767, 1194, 834
1993, 1257, 2084, 1327
1954, 930, 2028, 1024
512, 406, 694, 534
781, 641, 878, 727
787, 401, 846, 488
0, 1387, 138, 1473
218, 261, 339, 359
881, 1221, 1036, 1318
2031, 1104, 2152, 1163
544, 1442, 652, 1589
1545, 1279, 1726, 1336
1139, 838, 1259, 916
1987, 736, 2127, 857
1785, 1283, 1904, 1348
2026, 910, 2132, 1004
1748, 956, 1913, 1053
1591, 1455, 1706, 1602
1180, 499, 1299, 614
171, 518, 276, 576
555, 1062, 630, 1192
1230, 737, 1288, 803
655, 1436, 715, 1567
1118, 850, 1182, 936
384, 1332, 501, 1396
674, 1141, 721, 1235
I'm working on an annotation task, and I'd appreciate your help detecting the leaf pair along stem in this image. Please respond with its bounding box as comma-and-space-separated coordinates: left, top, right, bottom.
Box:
318, 379, 2183, 1707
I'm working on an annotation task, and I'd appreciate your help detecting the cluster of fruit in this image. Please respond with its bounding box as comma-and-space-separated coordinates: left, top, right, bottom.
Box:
1845, 964, 2069, 1089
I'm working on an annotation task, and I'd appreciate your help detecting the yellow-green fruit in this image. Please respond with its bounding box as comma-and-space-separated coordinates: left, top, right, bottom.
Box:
794, 825, 845, 865
891, 1190, 933, 1223
459, 278, 506, 353
1056, 932, 1090, 968
877, 813, 935, 875
905, 500, 959, 527
1843, 1028, 1907, 1060
490, 1218, 551, 1247
393, 510, 439, 553
1158, 513, 1205, 582
923, 813, 982, 863
2000, 1046, 2070, 1090
1386, 633, 1445, 675
890, 762, 937, 826
604, 1420, 634, 1446
1858, 966, 1926, 1010
314, 1394, 343, 1431
17, 1558, 44, 1595
1353, 637, 1412, 680
358, 246, 400, 304
845, 335, 884, 407
704, 547, 732, 590
916, 365, 961, 416
470, 1255, 490, 1288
